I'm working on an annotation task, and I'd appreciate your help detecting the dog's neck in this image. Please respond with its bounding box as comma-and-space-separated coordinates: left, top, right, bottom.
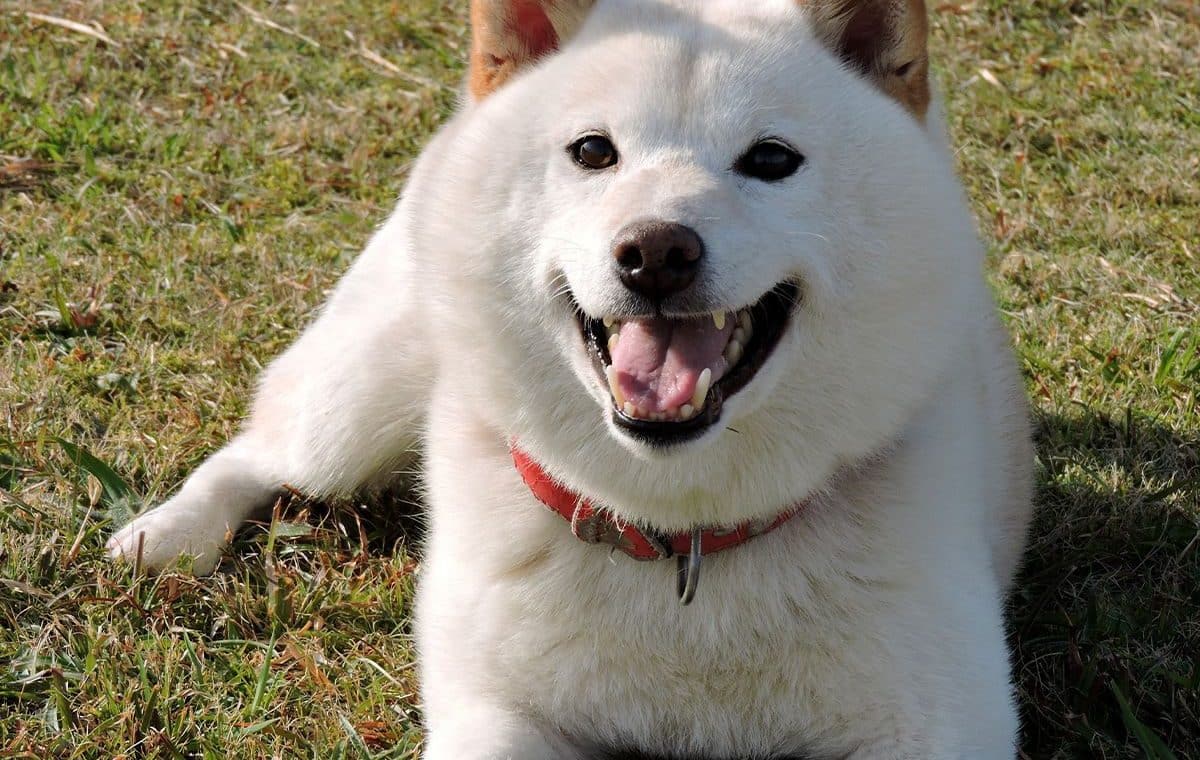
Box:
510, 434, 901, 603
512, 446, 809, 556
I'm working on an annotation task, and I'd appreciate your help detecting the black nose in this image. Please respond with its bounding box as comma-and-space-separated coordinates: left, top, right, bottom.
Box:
612, 221, 704, 301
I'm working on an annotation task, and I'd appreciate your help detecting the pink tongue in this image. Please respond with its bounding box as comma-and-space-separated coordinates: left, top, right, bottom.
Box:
610, 317, 734, 412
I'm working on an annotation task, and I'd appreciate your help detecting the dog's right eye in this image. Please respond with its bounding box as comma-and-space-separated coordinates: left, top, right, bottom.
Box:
734, 139, 805, 182
570, 135, 619, 171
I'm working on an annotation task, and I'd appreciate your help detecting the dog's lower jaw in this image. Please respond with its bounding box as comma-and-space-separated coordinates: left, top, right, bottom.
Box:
575, 281, 801, 448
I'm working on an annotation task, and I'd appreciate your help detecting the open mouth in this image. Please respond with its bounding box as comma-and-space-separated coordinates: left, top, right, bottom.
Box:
578, 282, 800, 445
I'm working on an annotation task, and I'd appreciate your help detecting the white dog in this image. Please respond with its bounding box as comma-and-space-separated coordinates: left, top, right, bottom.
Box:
109, 0, 1034, 757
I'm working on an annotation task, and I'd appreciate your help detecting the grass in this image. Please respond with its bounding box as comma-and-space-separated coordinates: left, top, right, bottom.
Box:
0, 0, 1196, 757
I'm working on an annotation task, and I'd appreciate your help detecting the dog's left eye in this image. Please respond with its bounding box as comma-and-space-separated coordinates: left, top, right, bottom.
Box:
570, 134, 619, 171
734, 139, 805, 182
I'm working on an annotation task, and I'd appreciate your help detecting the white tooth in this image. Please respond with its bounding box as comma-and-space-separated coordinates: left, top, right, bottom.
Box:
692, 368, 712, 409
607, 366, 626, 407
732, 327, 746, 344
724, 339, 743, 365
603, 315, 615, 328
681, 404, 695, 420
623, 401, 636, 417
608, 333, 619, 352
713, 311, 726, 330
635, 406, 648, 419
651, 412, 664, 421
739, 310, 752, 330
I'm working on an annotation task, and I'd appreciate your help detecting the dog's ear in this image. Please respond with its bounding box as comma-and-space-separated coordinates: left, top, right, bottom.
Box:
806, 0, 930, 119
469, 0, 596, 100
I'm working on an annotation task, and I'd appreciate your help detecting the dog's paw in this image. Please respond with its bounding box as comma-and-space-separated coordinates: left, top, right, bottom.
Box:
106, 498, 230, 574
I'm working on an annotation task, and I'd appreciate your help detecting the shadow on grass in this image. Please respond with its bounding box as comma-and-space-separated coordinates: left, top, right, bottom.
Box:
1013, 407, 1199, 758
229, 480, 426, 571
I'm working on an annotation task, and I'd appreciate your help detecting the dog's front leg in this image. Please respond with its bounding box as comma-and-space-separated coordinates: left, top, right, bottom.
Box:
842, 724, 1017, 760
844, 749, 1009, 760
105, 433, 282, 574
107, 212, 432, 573
423, 705, 582, 760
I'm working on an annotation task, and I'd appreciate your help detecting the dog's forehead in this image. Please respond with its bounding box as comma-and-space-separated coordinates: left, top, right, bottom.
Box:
579, 0, 810, 54
555, 1, 830, 141
593, 0, 803, 27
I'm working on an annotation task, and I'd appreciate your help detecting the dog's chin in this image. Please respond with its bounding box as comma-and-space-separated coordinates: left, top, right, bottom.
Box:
567, 281, 801, 450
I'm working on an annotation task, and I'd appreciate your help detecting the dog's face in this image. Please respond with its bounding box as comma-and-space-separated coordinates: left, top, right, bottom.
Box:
541, 5, 866, 451
420, 0, 982, 527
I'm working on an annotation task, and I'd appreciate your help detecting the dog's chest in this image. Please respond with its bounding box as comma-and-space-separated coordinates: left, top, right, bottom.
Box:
420, 417, 938, 757
486, 528, 906, 758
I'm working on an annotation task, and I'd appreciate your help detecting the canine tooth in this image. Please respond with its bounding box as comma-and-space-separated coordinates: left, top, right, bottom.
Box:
692, 368, 712, 409
713, 311, 726, 330
739, 310, 752, 330
681, 404, 695, 420
720, 338, 739, 364
603, 315, 615, 328
725, 339, 743, 365
623, 401, 636, 417
732, 327, 746, 344
607, 366, 626, 407
607, 333, 619, 352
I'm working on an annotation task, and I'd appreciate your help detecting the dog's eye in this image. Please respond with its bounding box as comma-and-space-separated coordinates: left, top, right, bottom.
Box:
570, 134, 619, 171
734, 139, 804, 182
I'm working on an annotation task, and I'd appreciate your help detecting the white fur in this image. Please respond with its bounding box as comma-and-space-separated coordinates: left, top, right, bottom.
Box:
109, 1, 1033, 757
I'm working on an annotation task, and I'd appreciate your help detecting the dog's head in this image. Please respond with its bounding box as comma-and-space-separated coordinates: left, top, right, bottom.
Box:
417, 0, 983, 528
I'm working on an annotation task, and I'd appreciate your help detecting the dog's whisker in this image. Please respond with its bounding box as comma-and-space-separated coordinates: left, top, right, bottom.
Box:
784, 231, 830, 243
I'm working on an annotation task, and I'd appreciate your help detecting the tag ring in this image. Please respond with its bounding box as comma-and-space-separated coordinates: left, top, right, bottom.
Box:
676, 528, 702, 605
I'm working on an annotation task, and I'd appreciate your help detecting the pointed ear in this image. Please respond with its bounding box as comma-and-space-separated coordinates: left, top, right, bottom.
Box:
469, 0, 596, 100
807, 0, 931, 119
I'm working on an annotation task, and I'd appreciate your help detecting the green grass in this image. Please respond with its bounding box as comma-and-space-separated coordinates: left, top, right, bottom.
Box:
1, 0, 1196, 757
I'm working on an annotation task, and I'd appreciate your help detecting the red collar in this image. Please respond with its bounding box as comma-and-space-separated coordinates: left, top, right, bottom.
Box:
511, 447, 806, 562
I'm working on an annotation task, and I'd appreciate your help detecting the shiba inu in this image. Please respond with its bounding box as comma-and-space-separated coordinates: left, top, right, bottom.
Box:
109, 0, 1034, 757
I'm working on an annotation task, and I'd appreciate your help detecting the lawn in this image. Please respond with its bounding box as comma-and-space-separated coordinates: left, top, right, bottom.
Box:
1, 1, 1197, 757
